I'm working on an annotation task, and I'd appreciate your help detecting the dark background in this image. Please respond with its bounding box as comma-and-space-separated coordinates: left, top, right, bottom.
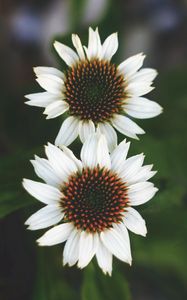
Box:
0, 0, 187, 299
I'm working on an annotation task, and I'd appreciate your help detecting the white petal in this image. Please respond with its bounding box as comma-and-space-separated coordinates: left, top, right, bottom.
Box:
54, 41, 79, 67
110, 139, 130, 171
128, 182, 158, 206
63, 229, 80, 266
96, 237, 113, 276
33, 66, 65, 79
86, 27, 101, 60
124, 97, 163, 119
112, 115, 145, 139
127, 164, 157, 185
30, 155, 62, 187
45, 143, 78, 182
25, 204, 63, 230
119, 153, 145, 181
22, 179, 62, 204
129, 68, 158, 83
81, 133, 111, 169
72, 34, 85, 60
101, 225, 131, 264
60, 145, 83, 172
101, 32, 118, 60
37, 223, 73, 246
44, 100, 69, 119
118, 53, 145, 78
55, 116, 79, 147
78, 232, 98, 269
78, 120, 95, 143
97, 134, 111, 169
97, 122, 117, 152
123, 207, 147, 236
36, 74, 64, 95
126, 81, 154, 97
25, 92, 60, 108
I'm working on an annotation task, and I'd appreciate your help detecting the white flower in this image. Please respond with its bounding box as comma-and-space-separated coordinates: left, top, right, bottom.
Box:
25, 27, 162, 152
23, 133, 158, 275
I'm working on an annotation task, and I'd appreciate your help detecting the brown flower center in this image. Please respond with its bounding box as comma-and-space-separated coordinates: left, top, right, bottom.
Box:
64, 59, 126, 124
60, 166, 129, 233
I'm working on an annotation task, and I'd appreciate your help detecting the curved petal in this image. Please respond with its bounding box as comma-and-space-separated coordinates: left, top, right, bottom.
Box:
97, 122, 117, 152
44, 100, 69, 119
45, 143, 78, 182
37, 223, 74, 246
72, 34, 85, 60
86, 27, 102, 60
123, 207, 147, 236
127, 164, 157, 185
119, 153, 145, 181
60, 145, 83, 172
100, 225, 131, 264
118, 53, 145, 79
126, 81, 154, 97
55, 116, 79, 147
36, 74, 64, 95
81, 133, 111, 169
25, 92, 61, 108
33, 66, 65, 79
25, 204, 63, 230
63, 229, 80, 266
110, 139, 130, 171
101, 32, 118, 60
78, 120, 95, 143
124, 97, 163, 119
54, 41, 79, 67
30, 155, 62, 187
112, 114, 145, 139
128, 182, 158, 206
96, 236, 113, 276
78, 232, 98, 269
22, 179, 62, 204
129, 68, 158, 83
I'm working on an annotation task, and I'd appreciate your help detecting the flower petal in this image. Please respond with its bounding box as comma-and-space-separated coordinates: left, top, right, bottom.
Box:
54, 41, 79, 67
118, 53, 145, 78
124, 97, 163, 119
101, 32, 118, 60
60, 145, 83, 172
100, 225, 131, 264
127, 164, 157, 185
112, 115, 145, 139
63, 229, 80, 266
72, 34, 85, 60
97, 122, 117, 152
33, 66, 65, 79
37, 223, 74, 246
119, 153, 145, 181
81, 133, 111, 169
110, 139, 130, 171
55, 116, 79, 147
96, 237, 113, 276
128, 182, 158, 206
45, 143, 78, 182
123, 207, 147, 236
126, 81, 155, 97
30, 155, 62, 187
36, 74, 64, 95
25, 204, 63, 230
25, 92, 60, 108
86, 27, 101, 60
78, 120, 95, 143
22, 179, 62, 204
129, 68, 158, 83
44, 100, 69, 119
78, 232, 98, 269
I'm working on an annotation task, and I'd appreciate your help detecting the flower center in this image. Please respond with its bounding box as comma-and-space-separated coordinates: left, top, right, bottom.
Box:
64, 59, 126, 124
60, 167, 129, 233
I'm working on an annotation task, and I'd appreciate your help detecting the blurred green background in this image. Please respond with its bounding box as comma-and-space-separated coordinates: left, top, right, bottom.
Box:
1, 0, 187, 299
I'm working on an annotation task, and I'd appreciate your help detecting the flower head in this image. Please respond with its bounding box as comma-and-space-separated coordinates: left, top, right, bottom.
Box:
23, 133, 158, 275
25, 27, 162, 151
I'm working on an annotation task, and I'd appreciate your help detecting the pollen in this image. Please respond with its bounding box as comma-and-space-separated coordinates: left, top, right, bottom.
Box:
60, 166, 129, 233
64, 59, 126, 124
